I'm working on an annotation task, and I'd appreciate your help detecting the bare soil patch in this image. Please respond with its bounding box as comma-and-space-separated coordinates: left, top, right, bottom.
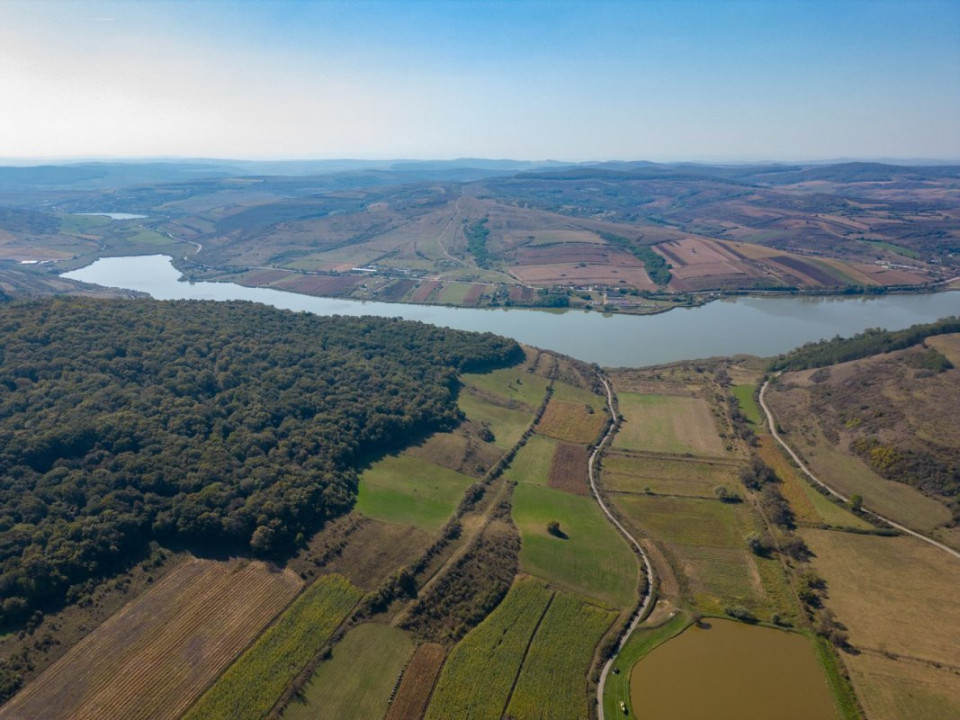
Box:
547, 442, 590, 495
384, 643, 447, 720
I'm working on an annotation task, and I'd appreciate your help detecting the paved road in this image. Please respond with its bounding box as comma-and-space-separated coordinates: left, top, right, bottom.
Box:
591, 376, 656, 720
759, 378, 960, 561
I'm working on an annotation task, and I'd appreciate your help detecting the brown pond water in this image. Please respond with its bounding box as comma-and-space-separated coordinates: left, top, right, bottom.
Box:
630, 619, 837, 720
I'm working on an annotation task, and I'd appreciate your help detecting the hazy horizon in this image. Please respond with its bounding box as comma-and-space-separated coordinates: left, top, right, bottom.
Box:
1, 0, 958, 162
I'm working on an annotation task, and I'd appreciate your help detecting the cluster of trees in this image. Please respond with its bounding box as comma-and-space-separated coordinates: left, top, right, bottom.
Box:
599, 232, 672, 285
768, 316, 960, 371
465, 218, 491, 268
0, 297, 520, 625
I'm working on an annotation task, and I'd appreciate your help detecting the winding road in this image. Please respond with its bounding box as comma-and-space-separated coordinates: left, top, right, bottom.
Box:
591, 377, 656, 720
759, 378, 960, 561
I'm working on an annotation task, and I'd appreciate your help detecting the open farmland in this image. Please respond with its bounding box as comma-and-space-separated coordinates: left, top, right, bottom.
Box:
512, 483, 637, 608
535, 399, 607, 444
505, 591, 615, 720
425, 578, 554, 720
547, 442, 590, 495
0, 558, 302, 720
801, 530, 960, 720
384, 643, 447, 720
502, 434, 558, 486
183, 574, 361, 720
461, 365, 551, 409
458, 390, 536, 448
614, 392, 725, 456
601, 450, 738, 498
282, 623, 414, 720
355, 455, 473, 531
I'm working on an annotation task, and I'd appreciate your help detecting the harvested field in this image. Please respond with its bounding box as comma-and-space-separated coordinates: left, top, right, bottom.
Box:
0, 558, 302, 720
505, 591, 615, 720
239, 268, 293, 285
514, 244, 631, 265
535, 399, 607, 445
601, 451, 737, 499
462, 283, 487, 306
509, 230, 605, 246
385, 643, 447, 720
653, 238, 740, 267
927, 332, 960, 365
508, 285, 535, 302
283, 623, 414, 720
851, 262, 930, 285
510, 262, 655, 289
801, 530, 960, 719
375, 279, 417, 301
273, 274, 362, 296
547, 442, 589, 495
183, 573, 362, 720
410, 280, 441, 302
767, 255, 844, 285
425, 577, 553, 720
614, 392, 725, 456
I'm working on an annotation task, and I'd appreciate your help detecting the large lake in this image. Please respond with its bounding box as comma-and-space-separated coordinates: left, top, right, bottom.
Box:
65, 254, 960, 367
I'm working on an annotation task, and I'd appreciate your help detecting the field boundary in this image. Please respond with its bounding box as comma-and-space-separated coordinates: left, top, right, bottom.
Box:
497, 591, 556, 718
760, 377, 960, 561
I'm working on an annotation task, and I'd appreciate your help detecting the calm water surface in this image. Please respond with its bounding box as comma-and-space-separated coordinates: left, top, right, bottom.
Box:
630, 620, 837, 720
65, 254, 960, 366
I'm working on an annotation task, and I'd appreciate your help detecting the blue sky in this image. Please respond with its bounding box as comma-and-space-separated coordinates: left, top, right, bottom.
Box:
0, 0, 957, 161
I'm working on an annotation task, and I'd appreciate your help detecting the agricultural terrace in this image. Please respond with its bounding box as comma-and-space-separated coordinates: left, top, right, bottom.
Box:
426, 578, 554, 720
183, 574, 361, 720
535, 399, 607, 445
801, 530, 960, 720
512, 483, 637, 609
601, 450, 738, 499
505, 591, 615, 719
384, 644, 447, 720
613, 392, 726, 456
355, 455, 473, 532
0, 559, 301, 720
282, 623, 414, 720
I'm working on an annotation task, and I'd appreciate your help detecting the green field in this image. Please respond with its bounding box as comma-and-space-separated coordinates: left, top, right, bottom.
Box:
283, 623, 414, 720
862, 240, 920, 260
184, 574, 362, 720
550, 380, 602, 408
461, 367, 551, 409
614, 392, 724, 456
457, 391, 534, 448
732, 384, 763, 425
614, 495, 752, 549
602, 612, 691, 720
505, 591, 615, 720
356, 455, 473, 531
601, 452, 737, 498
502, 435, 558, 486
425, 578, 553, 720
512, 483, 637, 609
437, 282, 472, 304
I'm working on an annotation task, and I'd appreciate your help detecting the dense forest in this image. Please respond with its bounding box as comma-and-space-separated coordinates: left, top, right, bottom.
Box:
0, 298, 520, 624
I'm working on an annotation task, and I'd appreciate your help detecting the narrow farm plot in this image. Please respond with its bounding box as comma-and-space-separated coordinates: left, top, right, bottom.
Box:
732, 384, 763, 425
502, 434, 558, 486
504, 591, 615, 720
546, 442, 590, 495
512, 483, 637, 609
0, 558, 302, 720
457, 391, 535, 449
601, 451, 737, 498
356, 455, 473, 531
535, 399, 607, 445
801, 530, 960, 719
425, 578, 554, 720
282, 623, 414, 720
384, 643, 447, 720
183, 574, 362, 720
614, 392, 725, 456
